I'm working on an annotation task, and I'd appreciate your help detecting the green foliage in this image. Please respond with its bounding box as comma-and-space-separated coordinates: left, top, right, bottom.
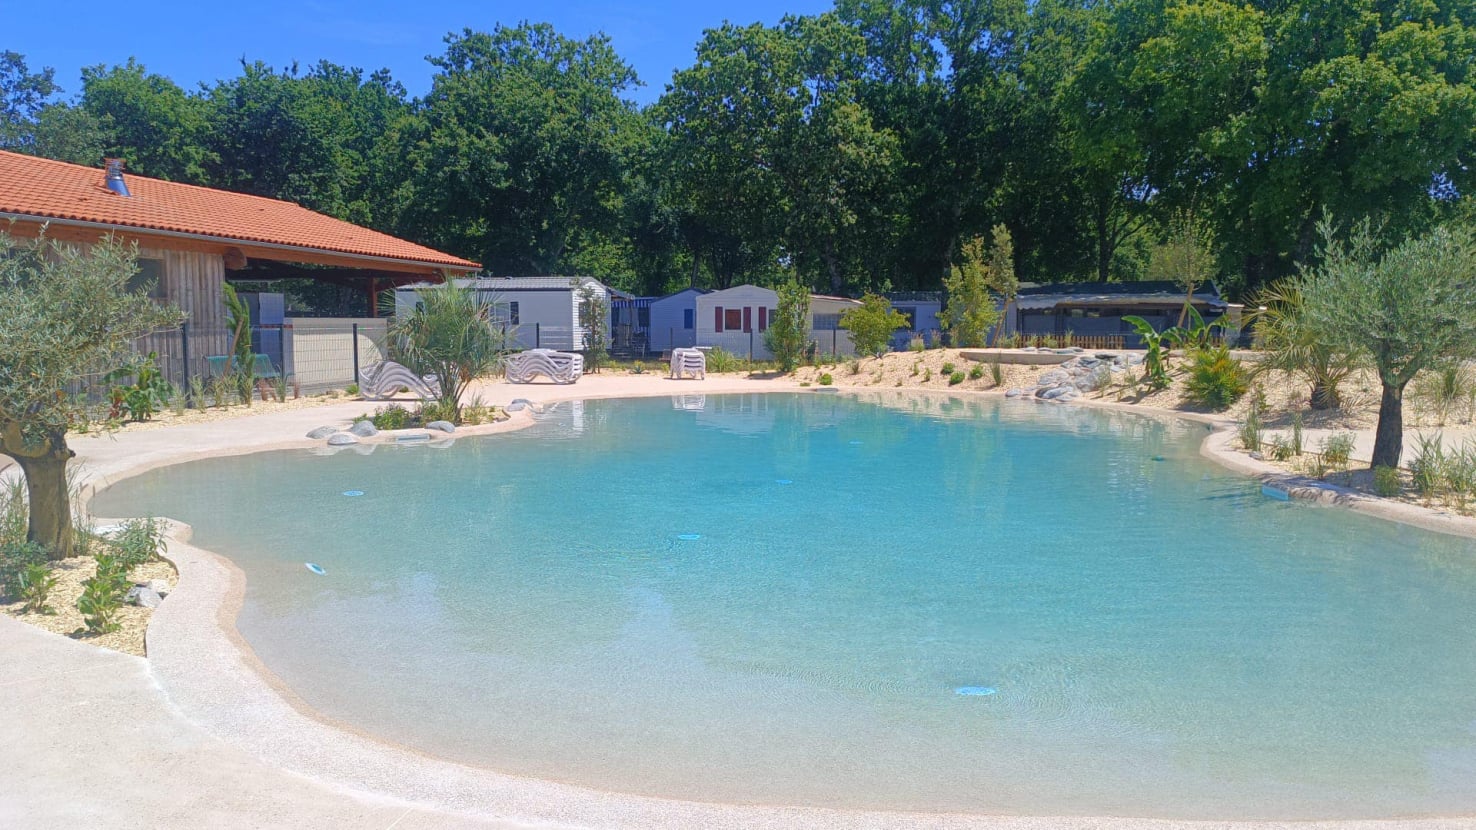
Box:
1184, 346, 1248, 411
1320, 433, 1356, 471
1268, 435, 1296, 462
922, 367, 932, 382
78, 552, 130, 635
968, 363, 984, 381
1123, 316, 1172, 389
1413, 364, 1475, 426
940, 235, 1002, 348
705, 347, 741, 373
577, 282, 610, 372
1251, 280, 1360, 411
390, 281, 508, 420
817, 373, 833, 386
989, 359, 1004, 386
106, 352, 175, 422
416, 400, 460, 425
1373, 466, 1402, 498
1411, 434, 1447, 497
16, 562, 57, 614
908, 336, 926, 352
948, 371, 965, 386
1239, 389, 1265, 452
941, 362, 955, 375
1, 476, 26, 547
1290, 411, 1304, 456
112, 518, 164, 571
369, 404, 411, 431
0, 235, 183, 558
847, 358, 861, 375
1146, 211, 1218, 326
840, 293, 908, 358
1300, 220, 1476, 468
764, 280, 811, 372
0, 540, 47, 598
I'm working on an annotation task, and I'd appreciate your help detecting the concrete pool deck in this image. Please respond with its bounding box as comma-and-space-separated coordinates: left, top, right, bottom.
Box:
5, 373, 1476, 829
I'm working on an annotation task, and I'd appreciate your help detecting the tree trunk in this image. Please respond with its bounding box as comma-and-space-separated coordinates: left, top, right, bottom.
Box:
1096, 203, 1112, 283
1310, 380, 1338, 411
13, 448, 74, 560
1371, 383, 1405, 470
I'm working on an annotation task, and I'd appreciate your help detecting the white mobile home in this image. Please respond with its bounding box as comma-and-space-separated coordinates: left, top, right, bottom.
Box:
648, 287, 710, 352
695, 285, 863, 359
396, 276, 611, 351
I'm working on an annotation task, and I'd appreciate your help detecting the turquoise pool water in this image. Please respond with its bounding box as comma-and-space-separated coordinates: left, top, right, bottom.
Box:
94, 393, 1476, 818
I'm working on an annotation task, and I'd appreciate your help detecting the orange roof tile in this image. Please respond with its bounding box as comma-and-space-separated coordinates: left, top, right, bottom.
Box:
0, 150, 478, 271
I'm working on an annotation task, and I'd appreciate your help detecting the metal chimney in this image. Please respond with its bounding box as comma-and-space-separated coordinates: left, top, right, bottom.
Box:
103, 158, 130, 197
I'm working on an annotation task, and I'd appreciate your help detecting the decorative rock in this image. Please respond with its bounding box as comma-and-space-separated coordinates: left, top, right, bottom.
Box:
1076, 356, 1100, 368
1005, 388, 1023, 398
349, 420, 378, 437
506, 399, 529, 412
143, 579, 169, 595
305, 426, 337, 440
1095, 352, 1117, 360
1037, 370, 1071, 388
125, 586, 163, 608
1038, 386, 1074, 400
1249, 451, 1265, 461
426, 420, 456, 433
326, 432, 359, 446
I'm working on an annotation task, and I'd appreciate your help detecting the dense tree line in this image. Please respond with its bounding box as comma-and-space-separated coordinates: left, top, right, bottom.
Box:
3, 0, 1474, 300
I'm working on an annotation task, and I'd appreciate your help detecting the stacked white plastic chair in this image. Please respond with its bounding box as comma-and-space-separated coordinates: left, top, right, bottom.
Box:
669, 347, 707, 380
359, 361, 441, 401
504, 349, 585, 384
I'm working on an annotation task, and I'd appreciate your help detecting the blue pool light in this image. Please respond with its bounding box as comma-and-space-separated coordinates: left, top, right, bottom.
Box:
677, 533, 701, 541
305, 562, 326, 575
776, 479, 793, 485
342, 490, 365, 497
955, 686, 997, 696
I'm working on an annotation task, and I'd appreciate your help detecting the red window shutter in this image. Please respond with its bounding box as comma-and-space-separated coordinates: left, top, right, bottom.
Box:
715, 306, 724, 332
743, 307, 752, 332
758, 306, 768, 331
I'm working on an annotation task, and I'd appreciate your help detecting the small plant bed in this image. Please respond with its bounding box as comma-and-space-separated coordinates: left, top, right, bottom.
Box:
361, 399, 505, 431
1, 520, 177, 657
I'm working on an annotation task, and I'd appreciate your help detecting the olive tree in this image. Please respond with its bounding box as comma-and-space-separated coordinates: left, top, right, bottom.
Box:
390, 280, 506, 421
1300, 220, 1476, 468
0, 233, 182, 558
841, 293, 908, 357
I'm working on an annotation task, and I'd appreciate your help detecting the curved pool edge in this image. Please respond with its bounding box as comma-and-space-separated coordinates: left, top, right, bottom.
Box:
76, 383, 1476, 828
148, 529, 1476, 830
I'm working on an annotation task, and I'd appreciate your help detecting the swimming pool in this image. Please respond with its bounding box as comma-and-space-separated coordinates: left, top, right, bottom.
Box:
93, 393, 1476, 819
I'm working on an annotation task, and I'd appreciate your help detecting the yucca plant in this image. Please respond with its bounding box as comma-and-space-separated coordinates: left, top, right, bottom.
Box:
1250, 279, 1362, 411
389, 282, 509, 423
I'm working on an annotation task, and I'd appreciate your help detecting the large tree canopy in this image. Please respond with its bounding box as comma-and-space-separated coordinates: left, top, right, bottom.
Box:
8, 1, 1476, 297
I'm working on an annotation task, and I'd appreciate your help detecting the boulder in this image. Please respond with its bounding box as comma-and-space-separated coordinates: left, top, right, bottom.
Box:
426, 420, 456, 433
327, 432, 359, 446
305, 426, 337, 440
1037, 370, 1071, 388
1095, 352, 1117, 360
1005, 388, 1023, 398
125, 586, 163, 608
143, 579, 170, 595
1076, 356, 1100, 368
349, 420, 378, 437
1040, 386, 1077, 401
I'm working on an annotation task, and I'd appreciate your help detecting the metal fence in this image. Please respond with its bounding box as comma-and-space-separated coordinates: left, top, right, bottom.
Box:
121, 318, 388, 400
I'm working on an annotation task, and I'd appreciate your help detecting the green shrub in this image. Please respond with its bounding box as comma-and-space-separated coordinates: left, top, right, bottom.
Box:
705, 347, 741, 373
948, 371, 965, 386
631, 361, 646, 375
1320, 432, 1355, 470
1290, 411, 1304, 456
1410, 433, 1447, 497
371, 403, 411, 430
910, 361, 919, 377
16, 563, 57, 614
345, 383, 360, 397
1239, 391, 1264, 452
79, 552, 131, 634
968, 363, 984, 380
417, 399, 459, 425
818, 373, 833, 386
841, 294, 909, 357
1184, 346, 1248, 410
188, 376, 208, 410
1373, 466, 1402, 498
113, 518, 164, 571
1269, 435, 1295, 462
0, 540, 48, 598
941, 362, 956, 375
989, 359, 1004, 386
0, 477, 25, 547
847, 358, 861, 375
922, 368, 932, 382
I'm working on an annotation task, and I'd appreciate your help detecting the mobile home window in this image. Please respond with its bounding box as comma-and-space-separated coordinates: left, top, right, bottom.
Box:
683, 308, 694, 329
128, 258, 166, 300
724, 308, 743, 330
813, 314, 841, 331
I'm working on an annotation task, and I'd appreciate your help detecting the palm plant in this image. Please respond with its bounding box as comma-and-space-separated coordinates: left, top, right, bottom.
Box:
1249, 279, 1361, 411
389, 282, 509, 422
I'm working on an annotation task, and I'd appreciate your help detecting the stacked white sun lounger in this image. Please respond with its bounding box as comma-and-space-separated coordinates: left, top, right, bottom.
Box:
670, 347, 707, 380
505, 349, 585, 384
359, 360, 441, 401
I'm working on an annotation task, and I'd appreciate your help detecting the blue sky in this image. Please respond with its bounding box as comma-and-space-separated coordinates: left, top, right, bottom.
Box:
8, 0, 834, 105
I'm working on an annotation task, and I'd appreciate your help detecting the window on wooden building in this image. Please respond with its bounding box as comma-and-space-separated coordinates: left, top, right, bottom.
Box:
127, 258, 167, 301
